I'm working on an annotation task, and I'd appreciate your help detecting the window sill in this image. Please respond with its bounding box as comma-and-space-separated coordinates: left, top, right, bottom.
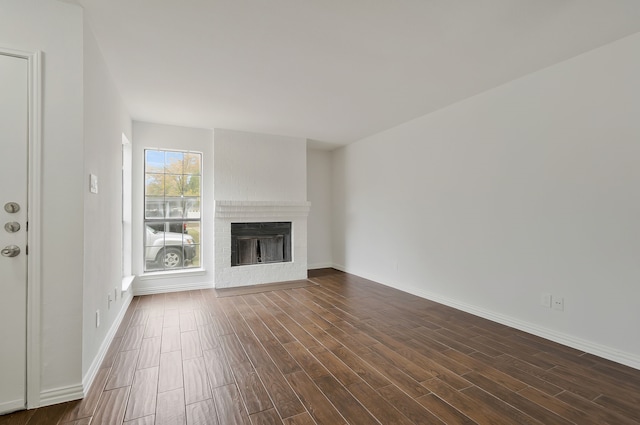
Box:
138, 268, 206, 280
122, 275, 135, 292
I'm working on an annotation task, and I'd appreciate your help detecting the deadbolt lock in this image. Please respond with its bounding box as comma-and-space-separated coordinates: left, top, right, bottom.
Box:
4, 202, 20, 213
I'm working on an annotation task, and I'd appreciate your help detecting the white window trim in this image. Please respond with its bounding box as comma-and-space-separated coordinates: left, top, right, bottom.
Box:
122, 134, 134, 291
143, 148, 202, 273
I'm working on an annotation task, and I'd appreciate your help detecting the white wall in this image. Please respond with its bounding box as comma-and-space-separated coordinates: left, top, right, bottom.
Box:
0, 0, 85, 402
214, 128, 306, 201
82, 22, 133, 384
132, 122, 215, 294
307, 149, 333, 268
213, 129, 309, 287
333, 33, 640, 368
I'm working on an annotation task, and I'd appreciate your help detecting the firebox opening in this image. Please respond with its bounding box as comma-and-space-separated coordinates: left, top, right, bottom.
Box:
231, 222, 292, 266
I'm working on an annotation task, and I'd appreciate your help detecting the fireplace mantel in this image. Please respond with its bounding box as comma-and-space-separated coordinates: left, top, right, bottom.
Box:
215, 200, 311, 219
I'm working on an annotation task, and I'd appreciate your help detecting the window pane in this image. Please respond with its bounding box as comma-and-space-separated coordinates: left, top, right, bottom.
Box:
144, 223, 194, 271
146, 221, 185, 234
185, 221, 200, 269
184, 175, 200, 196
186, 245, 200, 268
145, 260, 164, 272
145, 197, 165, 219
166, 199, 185, 218
144, 224, 164, 271
165, 151, 184, 174
186, 221, 200, 244
184, 153, 201, 175
164, 174, 184, 196
145, 173, 164, 196
145, 150, 165, 173
184, 198, 200, 219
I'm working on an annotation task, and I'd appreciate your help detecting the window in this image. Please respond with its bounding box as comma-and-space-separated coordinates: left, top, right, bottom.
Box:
144, 149, 201, 271
122, 134, 134, 289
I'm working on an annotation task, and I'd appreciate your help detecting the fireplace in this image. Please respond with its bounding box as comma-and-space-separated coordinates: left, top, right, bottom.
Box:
214, 201, 310, 288
231, 222, 292, 266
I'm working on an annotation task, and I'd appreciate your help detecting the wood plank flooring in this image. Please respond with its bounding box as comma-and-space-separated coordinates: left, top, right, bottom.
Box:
2, 268, 639, 424
214, 280, 316, 298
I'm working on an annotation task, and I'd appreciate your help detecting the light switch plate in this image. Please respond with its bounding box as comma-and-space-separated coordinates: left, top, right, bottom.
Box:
90, 174, 98, 194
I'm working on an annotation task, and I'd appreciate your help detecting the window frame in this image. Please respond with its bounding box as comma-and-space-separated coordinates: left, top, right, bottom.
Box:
143, 148, 202, 272
122, 134, 134, 289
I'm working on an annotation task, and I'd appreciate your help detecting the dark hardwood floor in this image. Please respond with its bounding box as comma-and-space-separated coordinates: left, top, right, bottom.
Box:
2, 268, 639, 424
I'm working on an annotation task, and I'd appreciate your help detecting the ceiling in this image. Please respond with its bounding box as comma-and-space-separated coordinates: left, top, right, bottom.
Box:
74, 0, 640, 149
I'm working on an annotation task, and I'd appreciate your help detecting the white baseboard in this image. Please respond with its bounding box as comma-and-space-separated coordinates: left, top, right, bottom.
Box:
133, 281, 214, 296
332, 263, 347, 272
308, 262, 334, 270
408, 285, 640, 370
0, 399, 26, 415
36, 288, 134, 408
335, 265, 640, 370
39, 384, 84, 408
81, 291, 134, 396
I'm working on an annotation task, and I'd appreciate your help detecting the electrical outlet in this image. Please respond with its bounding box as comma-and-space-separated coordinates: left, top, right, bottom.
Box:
540, 293, 551, 308
552, 296, 564, 311
96, 310, 100, 328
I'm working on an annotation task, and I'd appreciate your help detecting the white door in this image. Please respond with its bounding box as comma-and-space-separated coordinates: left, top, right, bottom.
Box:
0, 53, 29, 414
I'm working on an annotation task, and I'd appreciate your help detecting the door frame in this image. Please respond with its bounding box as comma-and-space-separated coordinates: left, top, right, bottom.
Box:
1, 46, 42, 409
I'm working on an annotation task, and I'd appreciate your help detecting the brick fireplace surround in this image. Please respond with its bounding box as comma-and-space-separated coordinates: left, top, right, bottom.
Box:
214, 200, 311, 288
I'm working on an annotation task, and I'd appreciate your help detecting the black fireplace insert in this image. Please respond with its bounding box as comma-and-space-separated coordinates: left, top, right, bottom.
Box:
231, 222, 292, 266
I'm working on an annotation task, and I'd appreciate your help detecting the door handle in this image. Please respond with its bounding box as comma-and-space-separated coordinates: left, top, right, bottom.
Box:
1, 245, 20, 257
